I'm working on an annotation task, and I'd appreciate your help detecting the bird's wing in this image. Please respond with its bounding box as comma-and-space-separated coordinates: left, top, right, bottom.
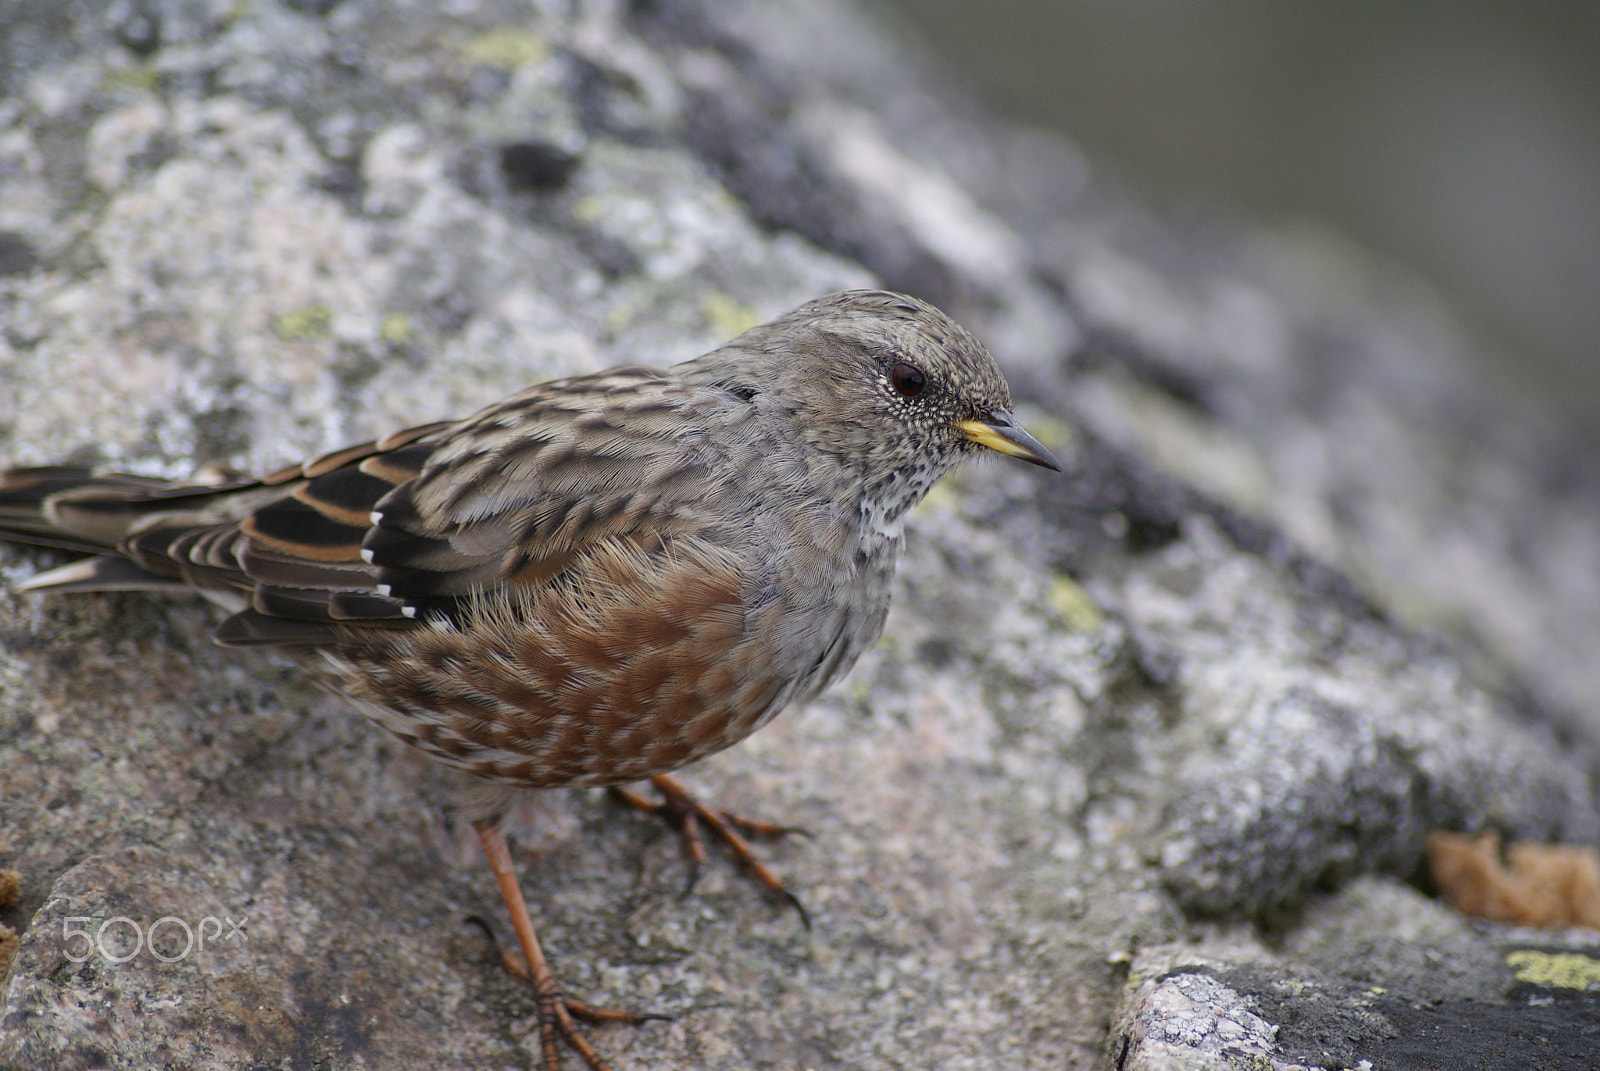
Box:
355, 367, 743, 610
5, 367, 760, 650
233, 366, 735, 642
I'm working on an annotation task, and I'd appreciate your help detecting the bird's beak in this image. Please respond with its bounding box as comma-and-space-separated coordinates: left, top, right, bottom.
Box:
955, 411, 1062, 471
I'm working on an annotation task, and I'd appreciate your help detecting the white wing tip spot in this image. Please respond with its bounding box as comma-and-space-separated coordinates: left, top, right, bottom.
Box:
360, 548, 375, 564
401, 605, 417, 618
370, 510, 384, 525
376, 583, 391, 597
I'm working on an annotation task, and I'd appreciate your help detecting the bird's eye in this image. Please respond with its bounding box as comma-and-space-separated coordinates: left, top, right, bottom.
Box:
890, 361, 927, 398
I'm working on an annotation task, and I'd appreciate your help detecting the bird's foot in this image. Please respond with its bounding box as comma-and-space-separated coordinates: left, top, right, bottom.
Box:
474, 823, 669, 1071
609, 772, 811, 927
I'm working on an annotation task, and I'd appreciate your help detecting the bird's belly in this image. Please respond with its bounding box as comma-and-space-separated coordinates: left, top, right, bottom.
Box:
326, 528, 895, 788
326, 609, 811, 789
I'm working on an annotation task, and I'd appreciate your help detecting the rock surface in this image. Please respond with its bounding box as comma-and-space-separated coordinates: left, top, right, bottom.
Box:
1, 1, 1596, 1068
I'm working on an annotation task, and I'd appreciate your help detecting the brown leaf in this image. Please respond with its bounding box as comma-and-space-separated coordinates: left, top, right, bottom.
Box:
1430, 830, 1600, 928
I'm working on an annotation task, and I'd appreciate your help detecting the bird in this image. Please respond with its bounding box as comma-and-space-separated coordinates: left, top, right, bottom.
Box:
0, 289, 1060, 1069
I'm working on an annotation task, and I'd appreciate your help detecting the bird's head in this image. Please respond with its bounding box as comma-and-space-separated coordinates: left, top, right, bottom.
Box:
700, 290, 1059, 506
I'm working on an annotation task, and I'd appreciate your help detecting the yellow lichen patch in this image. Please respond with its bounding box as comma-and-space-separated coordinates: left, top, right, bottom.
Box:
1048, 573, 1103, 632
1505, 951, 1600, 991
1021, 411, 1072, 457
378, 312, 415, 346
464, 29, 549, 71
271, 303, 333, 341
102, 64, 161, 94
571, 194, 607, 225
913, 478, 961, 516
603, 299, 641, 335
700, 293, 762, 340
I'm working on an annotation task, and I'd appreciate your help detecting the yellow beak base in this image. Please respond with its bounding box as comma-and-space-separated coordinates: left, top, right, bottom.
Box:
955, 415, 1061, 471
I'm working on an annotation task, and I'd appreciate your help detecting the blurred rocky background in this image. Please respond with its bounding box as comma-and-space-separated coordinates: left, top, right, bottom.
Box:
875, 0, 1600, 444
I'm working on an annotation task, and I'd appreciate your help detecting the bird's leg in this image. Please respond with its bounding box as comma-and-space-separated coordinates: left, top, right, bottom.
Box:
474, 822, 662, 1071
608, 773, 811, 928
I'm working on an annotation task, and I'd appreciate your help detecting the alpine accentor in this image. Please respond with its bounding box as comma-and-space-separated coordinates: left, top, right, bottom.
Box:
0, 289, 1059, 1069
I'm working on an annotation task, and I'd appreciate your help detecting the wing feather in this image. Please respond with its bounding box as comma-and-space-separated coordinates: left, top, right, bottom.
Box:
5, 373, 760, 660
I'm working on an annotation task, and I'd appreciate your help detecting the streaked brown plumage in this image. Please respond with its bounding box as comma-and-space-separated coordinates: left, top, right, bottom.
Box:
0, 289, 1059, 1070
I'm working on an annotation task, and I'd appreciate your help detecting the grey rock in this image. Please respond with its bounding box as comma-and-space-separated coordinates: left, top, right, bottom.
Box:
1111, 878, 1600, 1070
2, 0, 1596, 1069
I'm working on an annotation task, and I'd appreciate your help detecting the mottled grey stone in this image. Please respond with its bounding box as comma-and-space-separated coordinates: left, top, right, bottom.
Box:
1110, 879, 1599, 1070
2, 1, 1596, 1069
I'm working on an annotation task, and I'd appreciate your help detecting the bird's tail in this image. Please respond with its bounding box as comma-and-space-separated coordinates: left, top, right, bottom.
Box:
2, 418, 453, 623
0, 464, 274, 594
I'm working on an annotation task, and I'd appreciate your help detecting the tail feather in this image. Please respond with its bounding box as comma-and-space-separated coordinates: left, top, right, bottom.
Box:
3, 419, 450, 645
1, 465, 276, 595
0, 467, 161, 551
16, 555, 193, 594
0, 465, 267, 552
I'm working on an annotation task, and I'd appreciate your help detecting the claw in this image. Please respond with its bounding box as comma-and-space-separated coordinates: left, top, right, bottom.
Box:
609, 773, 811, 928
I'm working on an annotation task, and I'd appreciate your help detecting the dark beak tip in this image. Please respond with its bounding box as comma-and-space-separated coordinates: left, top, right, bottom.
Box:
999, 416, 1063, 473
1030, 450, 1065, 473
